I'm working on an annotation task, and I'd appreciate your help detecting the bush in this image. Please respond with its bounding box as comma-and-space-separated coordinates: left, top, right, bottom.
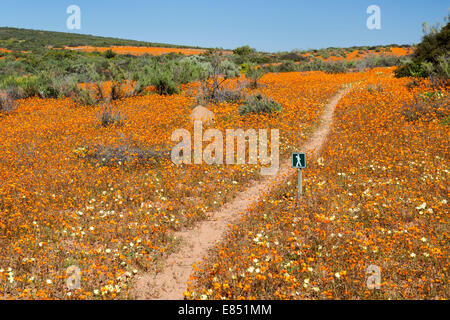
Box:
171, 56, 209, 84
322, 61, 349, 74
233, 45, 254, 56
71, 87, 101, 106
99, 101, 126, 127
402, 92, 449, 121
108, 62, 131, 100
204, 85, 244, 104
0, 92, 15, 113
396, 19, 449, 80
238, 93, 282, 116
245, 63, 265, 89
278, 51, 308, 62
151, 68, 180, 95
278, 60, 297, 72
395, 61, 428, 78
201, 54, 240, 101
358, 55, 402, 70
104, 49, 116, 59
0, 73, 64, 99
79, 142, 170, 167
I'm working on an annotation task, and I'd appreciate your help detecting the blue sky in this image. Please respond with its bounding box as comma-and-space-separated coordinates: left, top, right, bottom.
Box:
0, 0, 448, 52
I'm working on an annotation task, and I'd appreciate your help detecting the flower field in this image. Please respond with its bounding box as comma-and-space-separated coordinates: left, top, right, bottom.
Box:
0, 70, 368, 299
64, 46, 231, 56
185, 68, 449, 300
317, 46, 415, 62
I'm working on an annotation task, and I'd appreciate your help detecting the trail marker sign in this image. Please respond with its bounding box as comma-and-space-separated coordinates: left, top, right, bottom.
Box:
292, 153, 306, 169
292, 153, 306, 204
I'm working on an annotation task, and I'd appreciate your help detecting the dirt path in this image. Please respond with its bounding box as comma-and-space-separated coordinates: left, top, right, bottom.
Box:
133, 87, 351, 300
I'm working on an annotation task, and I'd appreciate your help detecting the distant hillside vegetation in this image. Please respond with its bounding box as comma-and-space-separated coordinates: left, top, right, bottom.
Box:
0, 27, 207, 51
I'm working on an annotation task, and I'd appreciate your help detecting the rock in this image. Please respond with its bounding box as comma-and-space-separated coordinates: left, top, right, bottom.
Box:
189, 105, 215, 124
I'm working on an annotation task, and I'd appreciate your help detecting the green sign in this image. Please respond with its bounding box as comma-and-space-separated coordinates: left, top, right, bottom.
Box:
292, 153, 306, 169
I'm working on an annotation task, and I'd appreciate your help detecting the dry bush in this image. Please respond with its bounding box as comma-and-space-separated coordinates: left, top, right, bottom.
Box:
197, 81, 245, 104
75, 138, 170, 167
0, 91, 15, 114
402, 92, 449, 121
98, 101, 127, 127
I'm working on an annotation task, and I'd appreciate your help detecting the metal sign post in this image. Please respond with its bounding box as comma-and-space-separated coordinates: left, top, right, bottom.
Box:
297, 168, 303, 202
292, 153, 306, 205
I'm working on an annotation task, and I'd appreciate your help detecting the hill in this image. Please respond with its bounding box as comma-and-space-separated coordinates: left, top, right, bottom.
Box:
0, 27, 208, 51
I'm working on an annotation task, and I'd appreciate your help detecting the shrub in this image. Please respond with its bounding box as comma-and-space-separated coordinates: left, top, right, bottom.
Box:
402, 92, 449, 121
151, 68, 180, 95
203, 85, 244, 104
395, 61, 428, 78
322, 61, 349, 74
98, 101, 126, 127
358, 55, 402, 70
396, 18, 449, 80
104, 49, 116, 59
233, 45, 254, 56
278, 60, 297, 72
108, 62, 131, 100
0, 73, 65, 99
79, 142, 170, 167
171, 56, 209, 84
201, 54, 240, 101
278, 51, 308, 62
245, 63, 265, 89
71, 78, 107, 106
238, 93, 282, 116
0, 92, 15, 113
1, 75, 39, 98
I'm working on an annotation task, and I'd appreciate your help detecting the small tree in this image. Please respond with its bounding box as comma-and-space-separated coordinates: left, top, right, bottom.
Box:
245, 63, 264, 89
233, 45, 254, 56
108, 62, 131, 100
201, 52, 240, 101
104, 49, 116, 59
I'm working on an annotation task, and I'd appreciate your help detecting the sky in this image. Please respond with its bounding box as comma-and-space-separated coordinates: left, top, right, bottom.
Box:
0, 0, 448, 52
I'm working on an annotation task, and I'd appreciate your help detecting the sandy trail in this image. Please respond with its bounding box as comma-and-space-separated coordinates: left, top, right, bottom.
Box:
133, 87, 351, 300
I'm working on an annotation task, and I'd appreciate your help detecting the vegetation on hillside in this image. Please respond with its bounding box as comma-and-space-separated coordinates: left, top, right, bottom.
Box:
395, 15, 449, 84
0, 27, 207, 51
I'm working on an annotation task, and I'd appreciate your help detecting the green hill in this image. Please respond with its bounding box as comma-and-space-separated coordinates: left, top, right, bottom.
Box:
0, 27, 207, 51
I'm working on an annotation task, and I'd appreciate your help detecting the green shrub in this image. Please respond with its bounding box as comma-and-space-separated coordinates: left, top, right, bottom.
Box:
395, 61, 428, 78
240, 63, 249, 74
171, 56, 209, 84
0, 73, 65, 99
278, 60, 297, 72
396, 18, 449, 80
104, 49, 116, 59
245, 63, 265, 89
151, 68, 180, 95
233, 45, 254, 56
322, 61, 349, 74
278, 51, 308, 62
238, 93, 282, 116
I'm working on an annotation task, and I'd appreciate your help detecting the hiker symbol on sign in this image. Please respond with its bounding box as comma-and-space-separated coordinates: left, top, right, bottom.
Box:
292, 153, 306, 169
